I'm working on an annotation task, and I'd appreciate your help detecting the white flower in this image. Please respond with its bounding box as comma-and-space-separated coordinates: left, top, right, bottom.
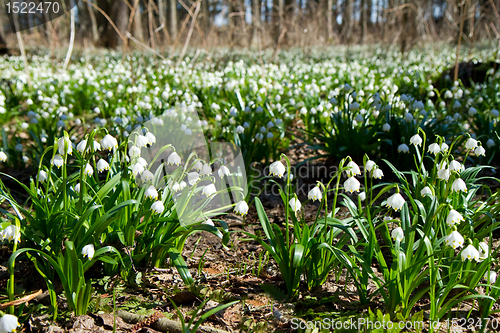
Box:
468, 107, 477, 116
236, 125, 244, 133
449, 160, 464, 172
203, 219, 215, 227
475, 146, 485, 156
145, 185, 158, 200
57, 137, 73, 156
81, 244, 95, 260
0, 151, 7, 162
397, 144, 409, 153
145, 132, 156, 145
84, 163, 93, 176
132, 163, 145, 176
451, 178, 467, 193
465, 138, 478, 150
372, 168, 384, 179
101, 134, 118, 151
359, 191, 366, 201
137, 157, 148, 167
75, 183, 80, 193
218, 165, 231, 178
37, 170, 48, 183
269, 161, 286, 178
344, 177, 360, 193
179, 181, 187, 189
129, 146, 141, 158
141, 170, 154, 182
440, 143, 449, 152
428, 143, 440, 155
51, 154, 64, 168
491, 109, 499, 118
461, 244, 480, 262
193, 160, 203, 171
410, 134, 422, 146
385, 193, 405, 211
200, 163, 212, 176
308, 186, 322, 202
485, 271, 497, 284
76, 140, 88, 153
437, 168, 450, 181
136, 135, 149, 148
188, 172, 200, 185
445, 230, 464, 249
171, 182, 182, 191
97, 159, 110, 173
289, 197, 301, 213
478, 242, 489, 261
202, 184, 217, 197
0, 314, 20, 333
151, 200, 165, 214
382, 123, 391, 132
446, 209, 464, 227
167, 152, 181, 166
346, 161, 361, 177
420, 186, 432, 196
234, 200, 249, 215
1, 225, 20, 243
391, 227, 404, 242
365, 160, 376, 172
486, 139, 495, 148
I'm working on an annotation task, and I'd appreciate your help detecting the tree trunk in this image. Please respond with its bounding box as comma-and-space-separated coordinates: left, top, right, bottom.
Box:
360, 0, 367, 42
86, 0, 99, 43
170, 0, 178, 40
105, 0, 129, 48
158, 0, 167, 43
327, 0, 333, 40
134, 0, 144, 41
343, 0, 352, 43
0, 32, 8, 54
251, 0, 261, 46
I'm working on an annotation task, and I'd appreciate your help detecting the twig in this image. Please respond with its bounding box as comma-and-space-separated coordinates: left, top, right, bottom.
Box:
176, 0, 201, 67
178, 0, 204, 38
125, 32, 166, 59
0, 289, 42, 309
13, 15, 31, 88
117, 309, 231, 333
82, 0, 127, 45
63, 7, 76, 70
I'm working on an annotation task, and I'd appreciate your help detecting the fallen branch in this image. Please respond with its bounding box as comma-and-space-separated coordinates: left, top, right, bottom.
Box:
0, 289, 43, 309
116, 310, 231, 333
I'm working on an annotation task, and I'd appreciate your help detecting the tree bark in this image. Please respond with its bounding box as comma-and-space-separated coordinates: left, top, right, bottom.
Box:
343, 0, 352, 43
170, 0, 178, 40
158, 0, 167, 43
0, 32, 8, 54
104, 0, 130, 48
134, 0, 144, 41
251, 0, 261, 46
360, 0, 367, 42
327, 0, 333, 40
86, 0, 99, 43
